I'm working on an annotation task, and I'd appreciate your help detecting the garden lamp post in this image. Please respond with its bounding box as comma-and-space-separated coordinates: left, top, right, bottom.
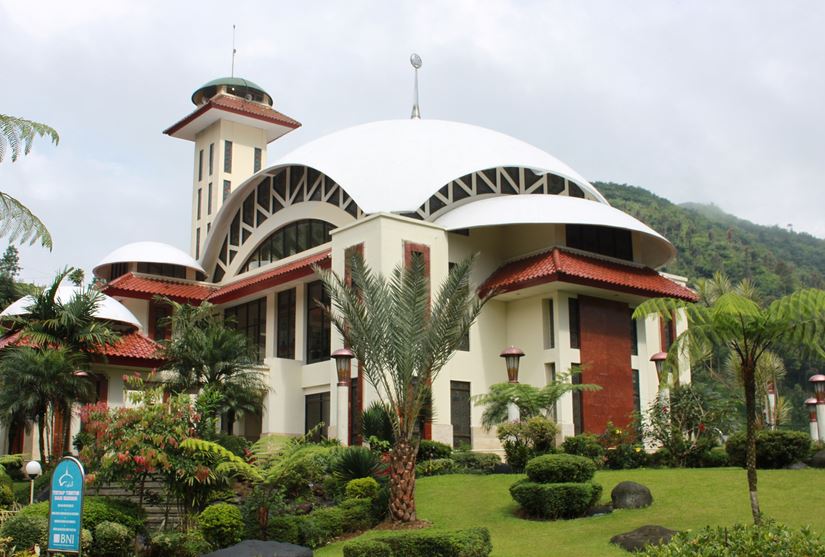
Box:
809, 374, 825, 442
500, 346, 524, 422
25, 460, 41, 505
765, 382, 777, 430
332, 348, 355, 446
805, 397, 819, 442
650, 351, 669, 404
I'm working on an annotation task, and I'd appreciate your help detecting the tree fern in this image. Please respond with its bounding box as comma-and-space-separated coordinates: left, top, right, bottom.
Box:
0, 115, 59, 163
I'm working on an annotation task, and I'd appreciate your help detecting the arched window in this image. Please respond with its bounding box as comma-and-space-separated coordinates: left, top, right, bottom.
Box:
241, 219, 335, 273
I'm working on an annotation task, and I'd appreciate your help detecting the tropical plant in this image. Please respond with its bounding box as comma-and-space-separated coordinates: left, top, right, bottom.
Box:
157, 299, 267, 434
474, 370, 600, 429
361, 401, 394, 444
318, 254, 487, 522
634, 279, 825, 524
0, 115, 59, 249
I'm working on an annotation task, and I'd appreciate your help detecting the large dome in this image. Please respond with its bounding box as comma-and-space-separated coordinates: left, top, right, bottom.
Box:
1, 286, 142, 328
93, 241, 205, 278
269, 118, 608, 214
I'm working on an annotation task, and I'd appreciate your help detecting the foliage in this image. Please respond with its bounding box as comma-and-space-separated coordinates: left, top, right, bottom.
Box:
157, 299, 267, 434
319, 253, 487, 522
416, 458, 457, 477
263, 443, 339, 500
474, 375, 600, 429
333, 446, 381, 482
148, 531, 212, 557
197, 503, 243, 549
561, 434, 605, 463
304, 507, 345, 547
20, 496, 145, 534
239, 482, 286, 540
496, 416, 558, 471
0, 513, 47, 551
451, 451, 501, 474
338, 498, 375, 532
525, 454, 596, 484
213, 433, 252, 458
725, 430, 811, 469
417, 440, 452, 461
639, 520, 825, 557
361, 401, 394, 444
92, 521, 133, 557
0, 114, 59, 248
342, 527, 492, 557
344, 477, 380, 501
509, 480, 602, 520
603, 444, 648, 470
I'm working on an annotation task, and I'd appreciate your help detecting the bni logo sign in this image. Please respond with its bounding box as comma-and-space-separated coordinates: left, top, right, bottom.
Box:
54, 533, 75, 545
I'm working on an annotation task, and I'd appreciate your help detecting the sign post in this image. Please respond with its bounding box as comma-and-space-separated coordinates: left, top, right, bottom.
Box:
47, 456, 85, 554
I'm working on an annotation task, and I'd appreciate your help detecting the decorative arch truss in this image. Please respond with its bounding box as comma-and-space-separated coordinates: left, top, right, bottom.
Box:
405, 167, 594, 221
212, 165, 363, 282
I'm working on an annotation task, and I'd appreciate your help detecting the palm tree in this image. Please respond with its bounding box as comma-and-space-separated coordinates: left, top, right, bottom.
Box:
0, 347, 92, 462
634, 279, 825, 524
157, 299, 267, 434
319, 254, 487, 523
0, 114, 59, 249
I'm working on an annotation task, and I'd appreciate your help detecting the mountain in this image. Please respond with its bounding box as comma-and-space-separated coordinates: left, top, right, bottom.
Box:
595, 182, 825, 301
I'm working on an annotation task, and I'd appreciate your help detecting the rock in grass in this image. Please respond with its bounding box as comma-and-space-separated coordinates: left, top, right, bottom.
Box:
611, 481, 653, 509
811, 449, 825, 469
610, 525, 679, 552
200, 540, 313, 557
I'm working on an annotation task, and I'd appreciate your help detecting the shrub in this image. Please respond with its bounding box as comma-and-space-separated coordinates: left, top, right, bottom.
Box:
339, 498, 374, 531
639, 520, 825, 556
0, 484, 14, 510
342, 527, 492, 557
699, 446, 730, 468
214, 433, 252, 458
82, 528, 93, 554
92, 521, 133, 557
561, 434, 605, 462
265, 444, 339, 499
525, 454, 596, 484
726, 430, 811, 469
509, 480, 602, 519
333, 446, 381, 482
418, 440, 452, 461
198, 503, 243, 549
361, 401, 394, 444
20, 496, 146, 534
452, 451, 501, 473
604, 444, 647, 470
149, 531, 212, 557
240, 484, 287, 540
0, 513, 47, 551
416, 458, 456, 477
308, 506, 344, 540
266, 515, 302, 544
345, 477, 380, 500
497, 417, 558, 471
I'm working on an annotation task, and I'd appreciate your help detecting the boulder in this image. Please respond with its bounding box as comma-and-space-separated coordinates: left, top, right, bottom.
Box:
610, 525, 679, 552
611, 481, 653, 509
201, 540, 313, 557
810, 449, 825, 469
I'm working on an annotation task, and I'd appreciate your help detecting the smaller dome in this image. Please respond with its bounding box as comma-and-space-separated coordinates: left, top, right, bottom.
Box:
191, 77, 272, 106
93, 241, 206, 279
1, 286, 142, 329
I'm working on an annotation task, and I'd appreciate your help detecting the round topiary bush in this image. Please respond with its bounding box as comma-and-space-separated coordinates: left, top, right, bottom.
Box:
525, 454, 596, 484
197, 502, 243, 549
509, 479, 602, 519
93, 521, 133, 557
0, 513, 48, 551
345, 476, 380, 500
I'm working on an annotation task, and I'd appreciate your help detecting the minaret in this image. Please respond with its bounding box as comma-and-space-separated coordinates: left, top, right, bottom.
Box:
164, 77, 301, 260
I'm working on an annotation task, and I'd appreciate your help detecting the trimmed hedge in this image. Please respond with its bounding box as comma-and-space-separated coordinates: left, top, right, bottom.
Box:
726, 430, 811, 469
149, 531, 212, 557
267, 515, 302, 545
342, 527, 492, 557
339, 497, 375, 532
561, 434, 605, 462
510, 480, 602, 519
525, 454, 596, 484
416, 458, 456, 477
452, 451, 501, 473
93, 520, 133, 557
198, 502, 243, 549
418, 440, 453, 461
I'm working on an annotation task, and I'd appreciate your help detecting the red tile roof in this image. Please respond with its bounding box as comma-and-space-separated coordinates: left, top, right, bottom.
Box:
163, 94, 301, 137
0, 331, 164, 367
103, 273, 215, 303
208, 249, 331, 304
480, 248, 698, 302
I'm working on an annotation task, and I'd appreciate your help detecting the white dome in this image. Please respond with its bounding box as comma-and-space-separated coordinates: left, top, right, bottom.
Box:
433, 195, 676, 268
93, 241, 205, 278
1, 285, 142, 328
269, 118, 608, 213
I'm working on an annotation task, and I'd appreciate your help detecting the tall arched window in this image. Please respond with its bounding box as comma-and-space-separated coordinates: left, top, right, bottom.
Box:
241, 219, 335, 273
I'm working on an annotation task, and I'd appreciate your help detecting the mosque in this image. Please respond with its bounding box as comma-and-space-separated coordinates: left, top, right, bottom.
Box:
2, 65, 695, 456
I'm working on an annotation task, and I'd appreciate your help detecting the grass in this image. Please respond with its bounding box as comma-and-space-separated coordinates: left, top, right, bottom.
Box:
316, 468, 825, 557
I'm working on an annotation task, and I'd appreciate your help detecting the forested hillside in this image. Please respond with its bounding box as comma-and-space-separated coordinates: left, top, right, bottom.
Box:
596, 182, 825, 301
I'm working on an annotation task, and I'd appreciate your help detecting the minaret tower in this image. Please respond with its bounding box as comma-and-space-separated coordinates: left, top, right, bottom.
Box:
164, 77, 301, 260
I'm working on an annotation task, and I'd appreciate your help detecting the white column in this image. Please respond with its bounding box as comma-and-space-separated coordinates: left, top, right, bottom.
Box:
337, 383, 349, 447
507, 402, 520, 423
810, 416, 819, 442
817, 402, 825, 443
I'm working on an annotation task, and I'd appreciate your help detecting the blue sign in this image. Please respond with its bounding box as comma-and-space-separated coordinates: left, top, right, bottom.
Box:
48, 456, 85, 553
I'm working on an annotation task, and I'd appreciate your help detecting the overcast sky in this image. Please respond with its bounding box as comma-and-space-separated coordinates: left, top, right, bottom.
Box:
1, 0, 823, 284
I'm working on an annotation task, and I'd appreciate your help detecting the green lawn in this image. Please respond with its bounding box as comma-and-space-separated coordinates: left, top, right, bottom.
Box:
317, 468, 825, 557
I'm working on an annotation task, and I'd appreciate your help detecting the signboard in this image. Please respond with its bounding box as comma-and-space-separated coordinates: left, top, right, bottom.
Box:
48, 456, 85, 554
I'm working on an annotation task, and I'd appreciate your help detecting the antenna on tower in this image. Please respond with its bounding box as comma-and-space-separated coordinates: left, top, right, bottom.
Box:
231, 24, 237, 78
410, 53, 422, 119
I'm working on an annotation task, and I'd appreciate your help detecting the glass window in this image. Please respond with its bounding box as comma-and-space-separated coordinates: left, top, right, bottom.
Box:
110, 262, 128, 280
632, 369, 641, 416
223, 180, 231, 202
148, 300, 172, 341
566, 224, 633, 261
545, 299, 555, 349
198, 149, 204, 182
569, 298, 580, 349
225, 297, 267, 363
240, 220, 335, 273
254, 147, 262, 173
224, 140, 232, 173
305, 392, 330, 441
196, 188, 202, 220
195, 228, 200, 259
306, 281, 330, 364
209, 143, 214, 176
277, 289, 296, 359
630, 310, 639, 356
136, 262, 187, 279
